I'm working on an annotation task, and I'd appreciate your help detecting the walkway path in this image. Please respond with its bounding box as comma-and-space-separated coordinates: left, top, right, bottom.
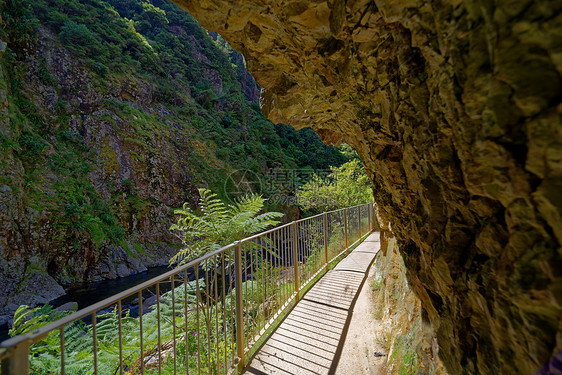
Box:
244, 232, 381, 375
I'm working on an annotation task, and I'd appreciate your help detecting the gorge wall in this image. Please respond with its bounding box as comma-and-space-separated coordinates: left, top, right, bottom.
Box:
173, 0, 562, 373
0, 0, 350, 325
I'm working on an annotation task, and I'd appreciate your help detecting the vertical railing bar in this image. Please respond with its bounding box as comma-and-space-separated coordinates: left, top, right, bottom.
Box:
265, 232, 270, 330
357, 206, 361, 239
244, 243, 249, 356
372, 203, 375, 231
171, 275, 177, 375
139, 290, 145, 375
279, 227, 283, 303
344, 208, 349, 253
183, 270, 189, 375
92, 312, 98, 375
282, 226, 287, 303
266, 232, 271, 330
274, 228, 280, 314
273, 230, 276, 306
205, 260, 211, 374
281, 226, 286, 303
279, 227, 283, 305
1, 340, 30, 374
292, 221, 299, 302
307, 219, 311, 281
263, 233, 270, 327
230, 247, 235, 369
264, 232, 269, 332
250, 239, 255, 341
311, 218, 316, 278
300, 221, 304, 284
118, 300, 123, 375
221, 254, 227, 375
270, 232, 274, 331
303, 220, 308, 283
304, 221, 307, 284
298, 221, 302, 286
308, 219, 312, 280
244, 242, 249, 352
157, 282, 162, 375
195, 267, 201, 375
234, 242, 245, 373
368, 203, 372, 232
279, 228, 287, 306
256, 235, 262, 335
323, 212, 328, 269
60, 326, 65, 375
271, 230, 274, 311
308, 219, 312, 278
317, 217, 322, 273
214, 256, 220, 375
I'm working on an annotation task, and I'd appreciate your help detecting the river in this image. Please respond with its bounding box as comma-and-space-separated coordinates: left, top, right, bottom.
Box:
0, 264, 175, 343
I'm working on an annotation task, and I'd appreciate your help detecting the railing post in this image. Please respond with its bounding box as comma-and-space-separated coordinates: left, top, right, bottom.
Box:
292, 221, 300, 302
1, 339, 31, 375
358, 206, 362, 238
368, 204, 372, 232
344, 208, 349, 253
234, 242, 245, 373
323, 212, 329, 268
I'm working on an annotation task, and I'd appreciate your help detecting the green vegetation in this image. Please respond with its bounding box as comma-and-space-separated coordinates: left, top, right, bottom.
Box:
390, 330, 421, 375
0, 0, 355, 270
296, 159, 373, 214
6, 190, 372, 374
9, 279, 233, 374
170, 188, 283, 266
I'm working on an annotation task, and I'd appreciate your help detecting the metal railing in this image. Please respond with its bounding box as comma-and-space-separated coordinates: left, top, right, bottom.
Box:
0, 203, 375, 375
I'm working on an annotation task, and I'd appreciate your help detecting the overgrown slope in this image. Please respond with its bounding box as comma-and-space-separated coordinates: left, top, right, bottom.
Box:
0, 0, 349, 319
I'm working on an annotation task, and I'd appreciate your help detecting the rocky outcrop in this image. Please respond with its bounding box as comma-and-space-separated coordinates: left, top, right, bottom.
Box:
172, 0, 562, 373
373, 232, 445, 374
0, 27, 198, 318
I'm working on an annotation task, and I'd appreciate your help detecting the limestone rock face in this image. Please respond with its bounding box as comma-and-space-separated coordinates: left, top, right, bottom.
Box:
172, 0, 562, 373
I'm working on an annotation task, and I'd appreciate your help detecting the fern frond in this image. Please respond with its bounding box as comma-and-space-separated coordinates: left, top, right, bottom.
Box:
170, 188, 282, 268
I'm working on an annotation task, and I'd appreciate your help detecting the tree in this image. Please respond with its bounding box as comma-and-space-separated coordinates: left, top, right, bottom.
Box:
58, 21, 101, 56
296, 159, 373, 214
170, 188, 283, 266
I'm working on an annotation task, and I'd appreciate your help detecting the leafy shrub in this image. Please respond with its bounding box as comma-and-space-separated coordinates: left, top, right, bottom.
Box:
87, 59, 109, 76
58, 21, 100, 56
170, 188, 283, 266
296, 159, 373, 213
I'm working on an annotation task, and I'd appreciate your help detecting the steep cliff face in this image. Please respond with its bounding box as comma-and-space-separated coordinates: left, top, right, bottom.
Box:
173, 0, 562, 373
0, 28, 199, 319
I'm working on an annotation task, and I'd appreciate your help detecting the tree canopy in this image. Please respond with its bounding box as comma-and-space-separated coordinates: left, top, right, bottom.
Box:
296, 159, 373, 214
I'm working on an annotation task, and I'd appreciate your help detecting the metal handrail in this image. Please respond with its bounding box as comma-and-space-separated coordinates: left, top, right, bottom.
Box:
0, 202, 375, 375
0, 242, 239, 349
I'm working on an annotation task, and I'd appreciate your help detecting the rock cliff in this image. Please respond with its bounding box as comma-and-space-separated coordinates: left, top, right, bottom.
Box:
0, 27, 198, 319
173, 0, 562, 373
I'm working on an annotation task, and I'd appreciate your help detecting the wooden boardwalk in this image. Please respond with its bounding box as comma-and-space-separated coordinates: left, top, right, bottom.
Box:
244, 232, 381, 375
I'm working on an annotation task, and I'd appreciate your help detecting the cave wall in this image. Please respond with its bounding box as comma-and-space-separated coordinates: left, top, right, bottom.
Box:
171, 0, 562, 373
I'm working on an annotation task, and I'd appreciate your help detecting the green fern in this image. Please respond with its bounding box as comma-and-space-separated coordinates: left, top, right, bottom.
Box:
9, 304, 69, 337
170, 188, 283, 267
